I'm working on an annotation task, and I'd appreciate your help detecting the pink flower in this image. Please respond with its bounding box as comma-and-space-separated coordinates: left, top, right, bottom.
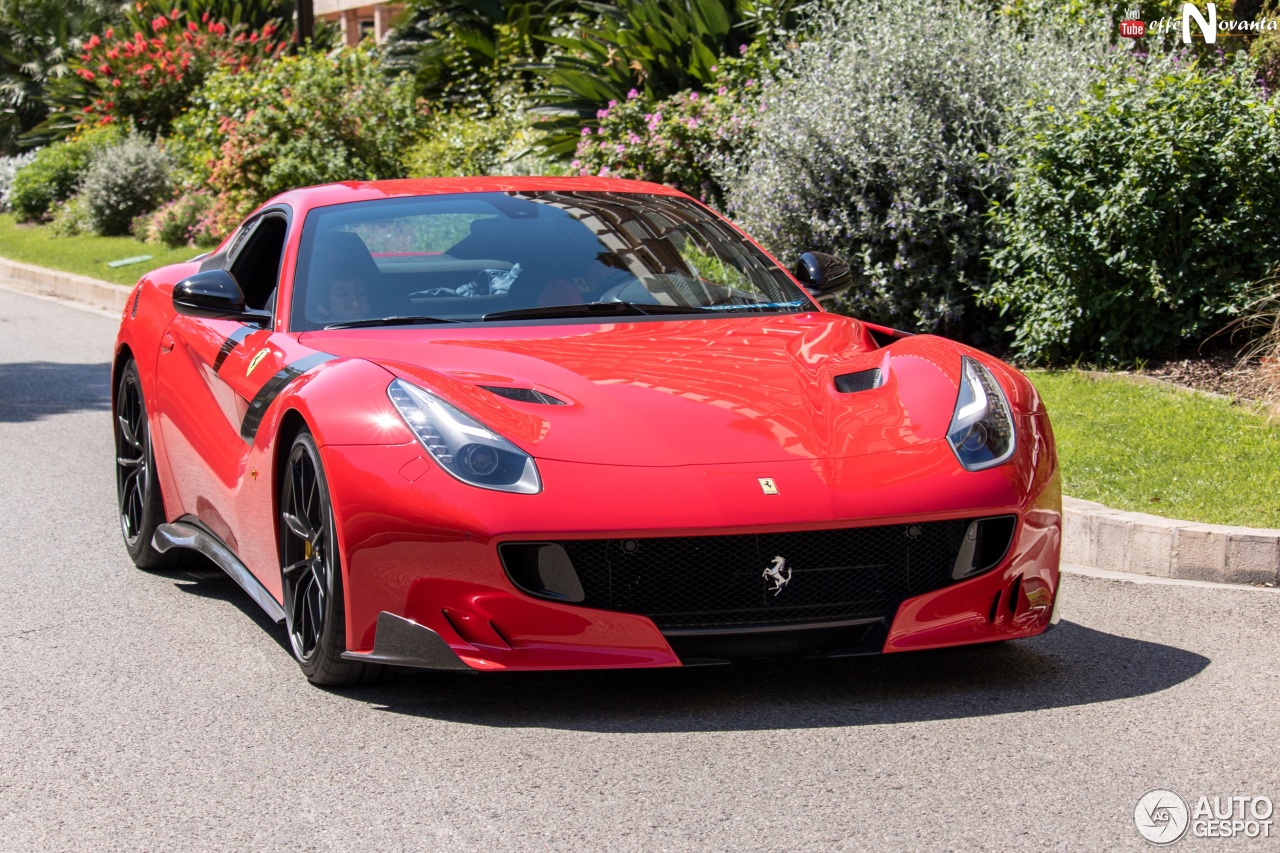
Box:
571, 159, 581, 168
627, 88, 639, 99
745, 79, 755, 87
717, 86, 727, 96
608, 99, 617, 108
627, 133, 641, 144
686, 118, 699, 129
597, 108, 610, 119
738, 43, 748, 55
581, 127, 592, 136
615, 144, 626, 154
710, 65, 717, 72
689, 92, 699, 101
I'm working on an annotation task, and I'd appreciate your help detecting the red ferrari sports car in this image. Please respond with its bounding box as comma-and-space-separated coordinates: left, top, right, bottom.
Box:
112, 177, 1061, 686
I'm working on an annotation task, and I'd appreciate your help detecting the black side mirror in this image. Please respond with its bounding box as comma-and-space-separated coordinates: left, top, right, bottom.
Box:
172, 270, 268, 324
794, 251, 854, 304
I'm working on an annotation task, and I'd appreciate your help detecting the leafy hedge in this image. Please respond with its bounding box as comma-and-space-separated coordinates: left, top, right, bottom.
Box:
172, 47, 427, 236
8, 125, 121, 221
985, 53, 1280, 364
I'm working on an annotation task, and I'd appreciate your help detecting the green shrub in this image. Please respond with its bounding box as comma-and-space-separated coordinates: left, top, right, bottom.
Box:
48, 192, 93, 236
405, 99, 568, 177
7, 125, 120, 222
723, 0, 1102, 340
986, 52, 1280, 364
139, 190, 218, 247
172, 47, 426, 235
80, 134, 171, 236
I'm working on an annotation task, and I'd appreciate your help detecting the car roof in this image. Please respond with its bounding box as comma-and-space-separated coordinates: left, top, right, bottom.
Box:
267, 176, 689, 216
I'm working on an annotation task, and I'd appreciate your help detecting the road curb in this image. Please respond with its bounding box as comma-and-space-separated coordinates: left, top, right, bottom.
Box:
1063, 497, 1280, 586
0, 255, 130, 315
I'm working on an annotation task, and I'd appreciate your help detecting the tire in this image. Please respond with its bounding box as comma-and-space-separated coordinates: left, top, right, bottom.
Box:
114, 359, 181, 571
279, 429, 380, 687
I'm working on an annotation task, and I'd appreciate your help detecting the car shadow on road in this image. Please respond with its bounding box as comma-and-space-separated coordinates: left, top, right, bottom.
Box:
167, 554, 291, 654
352, 621, 1209, 732
0, 361, 112, 422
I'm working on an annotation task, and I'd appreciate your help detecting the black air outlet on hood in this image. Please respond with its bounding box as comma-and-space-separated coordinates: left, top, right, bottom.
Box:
480, 386, 568, 405
833, 368, 883, 393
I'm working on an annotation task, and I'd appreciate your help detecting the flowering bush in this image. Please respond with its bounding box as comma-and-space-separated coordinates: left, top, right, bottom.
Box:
8, 124, 120, 221
724, 0, 1103, 341
571, 75, 754, 207
138, 190, 218, 247
171, 47, 427, 236
986, 53, 1280, 364
64, 10, 286, 137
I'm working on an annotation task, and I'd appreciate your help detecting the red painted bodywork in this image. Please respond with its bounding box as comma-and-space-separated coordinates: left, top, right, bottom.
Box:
114, 177, 1061, 671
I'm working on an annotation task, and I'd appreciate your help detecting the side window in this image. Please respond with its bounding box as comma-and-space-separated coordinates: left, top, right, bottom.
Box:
228, 214, 288, 312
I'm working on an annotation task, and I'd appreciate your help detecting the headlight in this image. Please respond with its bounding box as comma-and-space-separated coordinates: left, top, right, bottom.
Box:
947, 357, 1016, 471
387, 379, 542, 494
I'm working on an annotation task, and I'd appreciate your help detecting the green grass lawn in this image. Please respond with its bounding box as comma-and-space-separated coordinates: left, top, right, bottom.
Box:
1033, 371, 1280, 528
0, 213, 198, 286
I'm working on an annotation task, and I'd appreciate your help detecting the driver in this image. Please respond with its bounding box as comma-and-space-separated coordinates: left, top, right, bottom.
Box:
312, 272, 370, 325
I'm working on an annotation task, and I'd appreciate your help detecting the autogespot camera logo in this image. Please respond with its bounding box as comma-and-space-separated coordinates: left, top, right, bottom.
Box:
1135, 789, 1190, 845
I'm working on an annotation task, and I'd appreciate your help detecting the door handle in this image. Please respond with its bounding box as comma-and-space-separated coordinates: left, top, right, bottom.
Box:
160, 333, 174, 353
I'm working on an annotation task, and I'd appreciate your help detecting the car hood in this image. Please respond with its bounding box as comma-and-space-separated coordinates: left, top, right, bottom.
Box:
300, 314, 965, 467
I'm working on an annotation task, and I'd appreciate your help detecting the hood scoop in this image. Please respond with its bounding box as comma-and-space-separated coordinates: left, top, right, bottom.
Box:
834, 368, 884, 393
480, 385, 568, 406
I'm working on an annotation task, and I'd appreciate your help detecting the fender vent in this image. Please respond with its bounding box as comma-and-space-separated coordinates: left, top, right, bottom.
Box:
834, 368, 883, 393
481, 386, 567, 405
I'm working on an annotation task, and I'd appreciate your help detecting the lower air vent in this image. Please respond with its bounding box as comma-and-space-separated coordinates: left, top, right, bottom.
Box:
834, 368, 883, 393
481, 386, 568, 405
951, 515, 1018, 580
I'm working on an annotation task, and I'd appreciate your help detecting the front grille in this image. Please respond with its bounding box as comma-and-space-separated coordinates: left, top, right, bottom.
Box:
501, 519, 977, 630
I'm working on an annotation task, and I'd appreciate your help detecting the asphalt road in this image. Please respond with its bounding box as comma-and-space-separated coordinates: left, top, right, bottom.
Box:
1, 284, 1278, 852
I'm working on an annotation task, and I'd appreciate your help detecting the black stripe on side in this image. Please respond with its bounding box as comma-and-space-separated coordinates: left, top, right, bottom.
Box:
240, 353, 336, 444
213, 326, 255, 373
130, 287, 142, 319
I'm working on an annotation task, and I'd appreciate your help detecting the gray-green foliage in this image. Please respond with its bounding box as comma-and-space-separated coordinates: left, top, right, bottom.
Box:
723, 0, 1106, 339
986, 52, 1280, 364
80, 134, 171, 236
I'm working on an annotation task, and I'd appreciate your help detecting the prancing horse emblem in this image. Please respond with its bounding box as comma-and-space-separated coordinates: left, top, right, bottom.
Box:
762, 555, 791, 596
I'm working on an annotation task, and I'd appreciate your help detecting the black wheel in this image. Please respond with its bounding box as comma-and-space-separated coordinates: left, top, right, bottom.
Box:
279, 429, 379, 687
114, 360, 179, 570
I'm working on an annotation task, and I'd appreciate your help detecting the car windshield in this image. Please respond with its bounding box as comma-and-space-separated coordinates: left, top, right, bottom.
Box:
290, 191, 812, 330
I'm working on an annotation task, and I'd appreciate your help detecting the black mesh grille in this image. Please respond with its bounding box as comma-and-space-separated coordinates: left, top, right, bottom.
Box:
501, 519, 976, 630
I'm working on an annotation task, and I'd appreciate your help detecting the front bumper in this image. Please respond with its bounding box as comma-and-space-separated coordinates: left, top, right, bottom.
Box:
325, 423, 1061, 671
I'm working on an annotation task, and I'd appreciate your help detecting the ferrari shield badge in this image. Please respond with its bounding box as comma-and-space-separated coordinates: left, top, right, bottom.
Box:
247, 348, 270, 376
758, 477, 778, 495
763, 556, 791, 595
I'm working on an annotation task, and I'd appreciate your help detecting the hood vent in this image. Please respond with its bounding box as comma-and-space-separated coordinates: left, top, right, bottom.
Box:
833, 368, 883, 394
481, 385, 568, 406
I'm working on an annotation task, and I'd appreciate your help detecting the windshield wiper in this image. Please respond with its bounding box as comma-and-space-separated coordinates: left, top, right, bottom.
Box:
482, 301, 714, 322
324, 315, 459, 329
